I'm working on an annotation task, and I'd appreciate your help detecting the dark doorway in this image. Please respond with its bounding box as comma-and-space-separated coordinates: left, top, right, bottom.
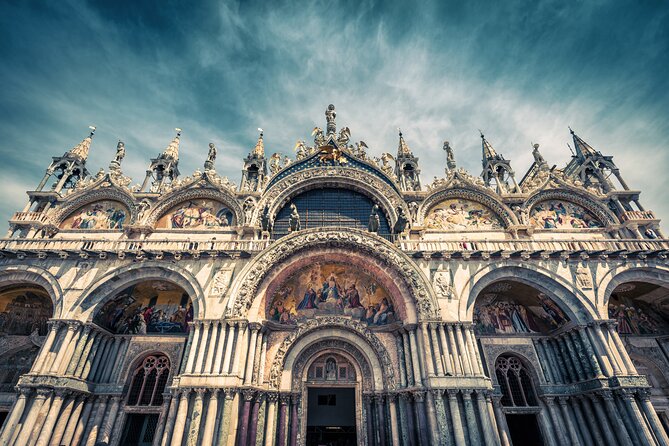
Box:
306, 387, 357, 446
120, 413, 159, 446
506, 414, 544, 445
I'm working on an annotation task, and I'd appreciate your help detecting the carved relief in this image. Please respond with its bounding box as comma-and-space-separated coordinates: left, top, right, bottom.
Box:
210, 269, 234, 297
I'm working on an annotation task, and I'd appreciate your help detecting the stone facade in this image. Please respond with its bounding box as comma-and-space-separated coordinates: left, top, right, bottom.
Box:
0, 106, 667, 445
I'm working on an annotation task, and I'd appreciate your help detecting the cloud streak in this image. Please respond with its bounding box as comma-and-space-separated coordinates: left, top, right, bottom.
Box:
0, 0, 668, 229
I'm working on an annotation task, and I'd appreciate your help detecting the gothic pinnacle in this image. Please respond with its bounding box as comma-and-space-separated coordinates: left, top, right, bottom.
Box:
67, 125, 96, 161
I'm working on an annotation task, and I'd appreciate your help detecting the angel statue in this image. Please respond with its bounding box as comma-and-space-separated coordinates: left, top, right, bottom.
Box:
204, 143, 217, 170
338, 126, 351, 146
260, 205, 273, 232
288, 204, 301, 232
312, 127, 325, 147
368, 205, 380, 233
109, 140, 126, 171
354, 141, 369, 159
532, 143, 547, 167
294, 140, 308, 160
443, 141, 456, 170
269, 153, 282, 175
380, 153, 395, 176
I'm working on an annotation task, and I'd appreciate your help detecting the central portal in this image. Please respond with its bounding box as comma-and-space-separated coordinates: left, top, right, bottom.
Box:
306, 387, 357, 446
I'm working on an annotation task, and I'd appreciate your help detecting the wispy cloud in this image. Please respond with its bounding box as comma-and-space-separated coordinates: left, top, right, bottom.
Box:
0, 0, 667, 229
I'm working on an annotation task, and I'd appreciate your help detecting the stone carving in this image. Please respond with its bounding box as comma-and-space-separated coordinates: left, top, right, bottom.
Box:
433, 270, 454, 300
204, 143, 217, 171
367, 205, 380, 233
575, 266, 593, 289
424, 198, 503, 231
530, 199, 603, 229
145, 188, 243, 228
210, 269, 234, 297
61, 200, 128, 230
260, 205, 273, 232
522, 190, 616, 227
226, 228, 438, 319
268, 316, 396, 390
243, 198, 255, 225
288, 204, 300, 232
393, 206, 409, 234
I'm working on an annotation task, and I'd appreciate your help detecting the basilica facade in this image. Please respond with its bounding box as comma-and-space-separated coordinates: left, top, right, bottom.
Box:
0, 105, 667, 445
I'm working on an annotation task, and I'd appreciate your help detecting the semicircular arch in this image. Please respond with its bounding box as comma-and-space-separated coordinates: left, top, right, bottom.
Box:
460, 261, 598, 324
0, 265, 63, 318
145, 187, 244, 227
599, 266, 669, 317
523, 189, 618, 227
53, 187, 137, 227
226, 227, 438, 321
257, 167, 407, 228
73, 261, 205, 321
419, 187, 518, 228
269, 317, 395, 391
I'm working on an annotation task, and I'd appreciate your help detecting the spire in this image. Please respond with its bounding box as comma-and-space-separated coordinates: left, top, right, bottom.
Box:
480, 131, 498, 162
161, 128, 181, 160
253, 128, 265, 157
569, 127, 597, 158
397, 130, 412, 156
67, 126, 95, 161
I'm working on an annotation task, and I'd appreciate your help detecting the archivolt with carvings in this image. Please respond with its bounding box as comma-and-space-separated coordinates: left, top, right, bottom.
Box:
226, 228, 438, 319
268, 316, 396, 390
256, 167, 407, 227
53, 187, 138, 227
522, 189, 618, 227
418, 187, 517, 228
144, 186, 244, 227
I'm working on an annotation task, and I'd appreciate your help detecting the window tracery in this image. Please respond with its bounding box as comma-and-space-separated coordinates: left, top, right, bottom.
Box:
495, 355, 537, 407
127, 354, 170, 406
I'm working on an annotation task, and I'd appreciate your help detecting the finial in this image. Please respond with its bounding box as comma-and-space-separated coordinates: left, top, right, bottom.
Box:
325, 105, 337, 134
175, 127, 182, 138
253, 128, 265, 156
88, 125, 96, 137
258, 127, 263, 137
568, 126, 574, 135
479, 129, 485, 139
398, 128, 403, 138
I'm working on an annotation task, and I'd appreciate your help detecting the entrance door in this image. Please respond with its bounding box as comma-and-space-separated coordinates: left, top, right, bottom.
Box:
306, 387, 357, 446
506, 414, 544, 445
120, 413, 159, 446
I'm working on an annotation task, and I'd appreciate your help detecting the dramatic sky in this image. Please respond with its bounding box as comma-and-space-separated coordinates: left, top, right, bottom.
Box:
1, 0, 668, 228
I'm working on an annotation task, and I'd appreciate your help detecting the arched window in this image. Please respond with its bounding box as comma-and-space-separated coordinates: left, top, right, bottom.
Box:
495, 355, 537, 407
127, 355, 170, 406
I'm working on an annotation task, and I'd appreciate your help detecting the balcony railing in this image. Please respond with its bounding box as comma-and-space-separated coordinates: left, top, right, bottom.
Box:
621, 210, 657, 222
9, 212, 49, 223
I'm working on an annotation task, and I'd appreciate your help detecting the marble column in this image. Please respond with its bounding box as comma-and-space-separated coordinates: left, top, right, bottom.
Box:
429, 324, 444, 376
534, 339, 555, 383
555, 337, 577, 382
446, 325, 462, 375
447, 390, 466, 446
570, 397, 594, 446
110, 339, 130, 383
101, 339, 123, 382
93, 338, 116, 382
32, 321, 60, 373
592, 323, 622, 375
601, 391, 633, 446
619, 391, 653, 446
34, 390, 66, 446
462, 391, 480, 445
492, 400, 511, 446
14, 389, 49, 446
205, 323, 219, 374
388, 394, 401, 446
613, 393, 642, 446
557, 397, 581, 445
589, 394, 619, 445
607, 323, 637, 374
584, 325, 613, 376
258, 334, 268, 385
66, 325, 92, 376
213, 322, 228, 375
152, 393, 171, 446
563, 333, 586, 381
98, 396, 122, 446
541, 339, 564, 383
438, 324, 453, 375
187, 389, 206, 446
185, 322, 202, 373
476, 391, 496, 446
222, 323, 236, 375
245, 325, 260, 384
402, 331, 415, 386
454, 325, 472, 375
277, 394, 289, 446
194, 322, 211, 375
249, 393, 264, 446
578, 327, 604, 377
364, 395, 375, 445
201, 390, 219, 445
544, 397, 569, 445
568, 331, 593, 379
395, 334, 408, 387
225, 391, 242, 446
412, 392, 428, 446
251, 331, 264, 384
419, 323, 435, 377
160, 391, 181, 446
69, 397, 95, 446
238, 390, 255, 446
289, 394, 300, 446
56, 395, 86, 446
231, 321, 249, 376
50, 322, 79, 373
537, 401, 558, 446
464, 325, 483, 375
171, 390, 191, 446
83, 395, 109, 446
218, 389, 236, 446
485, 394, 505, 446
425, 391, 440, 445
407, 326, 423, 385
0, 388, 30, 445
87, 336, 110, 381
264, 393, 278, 446
639, 390, 669, 446
75, 331, 100, 378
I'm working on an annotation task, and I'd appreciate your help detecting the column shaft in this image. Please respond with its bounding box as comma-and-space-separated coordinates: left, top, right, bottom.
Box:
448, 392, 466, 446
447, 325, 462, 375
213, 322, 228, 374
245, 328, 259, 384
171, 391, 191, 446
185, 322, 202, 373
640, 394, 669, 446
187, 390, 205, 446
194, 322, 211, 374
408, 328, 423, 385
0, 390, 29, 445
202, 391, 219, 444
438, 324, 453, 375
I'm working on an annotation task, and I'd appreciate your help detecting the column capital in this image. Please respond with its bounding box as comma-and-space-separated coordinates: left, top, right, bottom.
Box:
279, 393, 291, 405
385, 392, 399, 403
600, 390, 614, 401
223, 388, 236, 400
242, 389, 256, 402
17, 387, 32, 397
403, 323, 418, 332
237, 320, 249, 330
36, 388, 52, 398
248, 322, 262, 331
97, 394, 110, 403
266, 392, 279, 403
373, 393, 387, 404
194, 388, 207, 398
557, 396, 569, 406
446, 389, 460, 398
619, 389, 637, 400
46, 320, 62, 331
543, 396, 556, 406
429, 389, 444, 399
637, 388, 652, 401
291, 393, 301, 405
66, 320, 82, 331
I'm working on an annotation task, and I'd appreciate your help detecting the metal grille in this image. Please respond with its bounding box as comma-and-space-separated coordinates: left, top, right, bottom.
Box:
272, 188, 390, 238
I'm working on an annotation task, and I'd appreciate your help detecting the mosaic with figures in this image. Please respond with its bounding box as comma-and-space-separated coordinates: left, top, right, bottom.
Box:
268, 263, 398, 326
609, 283, 669, 335
474, 282, 569, 334
0, 287, 52, 336
529, 200, 602, 229
94, 280, 193, 334
156, 199, 233, 229
61, 200, 128, 230
424, 199, 503, 230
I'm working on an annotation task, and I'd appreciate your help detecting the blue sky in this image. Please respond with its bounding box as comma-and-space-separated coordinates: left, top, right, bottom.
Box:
1, 0, 668, 228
